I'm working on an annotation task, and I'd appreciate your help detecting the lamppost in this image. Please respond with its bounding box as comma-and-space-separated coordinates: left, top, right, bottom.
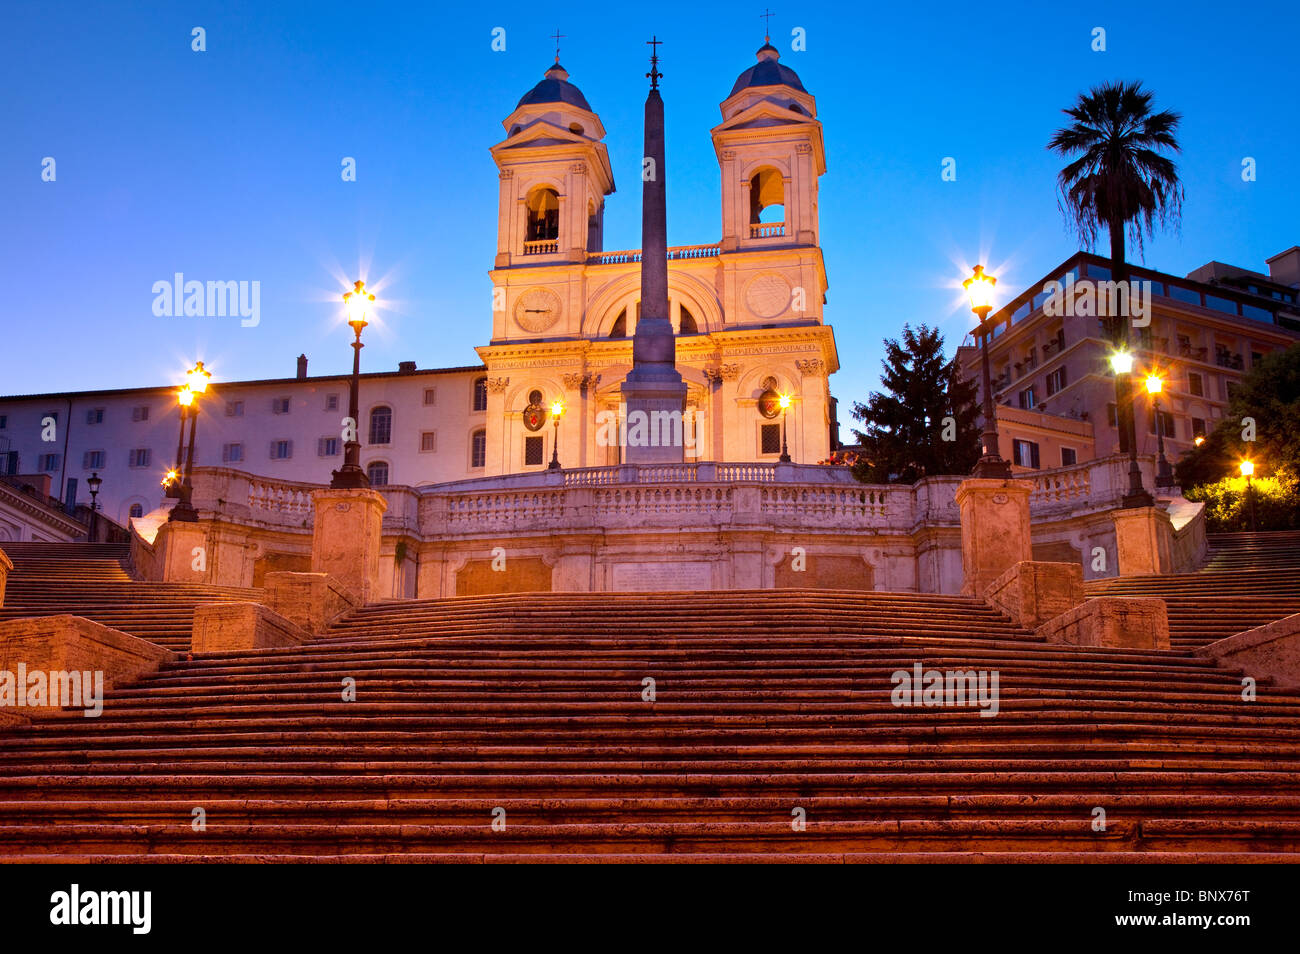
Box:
547, 400, 566, 470
964, 265, 1012, 478
1144, 373, 1174, 489
1240, 459, 1257, 532
169, 361, 210, 522
331, 280, 374, 489
86, 471, 102, 541
778, 393, 792, 462
165, 385, 190, 500
1108, 350, 1153, 508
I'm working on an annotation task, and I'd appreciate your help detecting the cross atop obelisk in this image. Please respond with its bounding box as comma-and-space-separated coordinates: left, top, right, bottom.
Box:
620, 34, 687, 464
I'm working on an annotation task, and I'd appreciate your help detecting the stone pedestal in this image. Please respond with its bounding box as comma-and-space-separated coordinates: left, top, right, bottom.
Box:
955, 478, 1034, 596
0, 547, 11, 608
263, 571, 361, 634
0, 615, 173, 715
191, 602, 310, 655
153, 520, 211, 584
1113, 506, 1174, 577
311, 489, 387, 604
983, 561, 1085, 630
1035, 597, 1170, 650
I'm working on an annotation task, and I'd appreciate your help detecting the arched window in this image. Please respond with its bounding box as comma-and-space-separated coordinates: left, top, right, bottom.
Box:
368, 406, 392, 445
679, 305, 698, 335
366, 461, 389, 486
749, 167, 785, 224
471, 429, 487, 469
587, 200, 600, 251
526, 188, 560, 241
473, 376, 488, 412
609, 308, 626, 338
128, 503, 143, 519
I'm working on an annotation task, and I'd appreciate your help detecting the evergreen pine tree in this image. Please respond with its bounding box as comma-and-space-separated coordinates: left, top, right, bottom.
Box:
849, 324, 980, 483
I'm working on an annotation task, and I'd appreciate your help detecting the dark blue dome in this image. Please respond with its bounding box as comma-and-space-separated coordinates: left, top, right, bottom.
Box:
729, 43, 806, 96
517, 62, 592, 111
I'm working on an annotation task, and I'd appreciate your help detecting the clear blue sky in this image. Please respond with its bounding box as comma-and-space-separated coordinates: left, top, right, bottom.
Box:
3, 0, 1297, 441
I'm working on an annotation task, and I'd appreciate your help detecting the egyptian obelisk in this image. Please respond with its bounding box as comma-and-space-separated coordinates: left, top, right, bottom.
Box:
620, 36, 687, 463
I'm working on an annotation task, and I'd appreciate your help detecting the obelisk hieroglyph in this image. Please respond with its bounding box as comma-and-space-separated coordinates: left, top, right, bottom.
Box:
620, 36, 687, 463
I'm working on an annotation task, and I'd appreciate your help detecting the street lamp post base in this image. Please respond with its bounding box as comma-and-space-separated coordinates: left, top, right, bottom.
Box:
168, 502, 199, 523
547, 459, 562, 471
330, 465, 371, 490
972, 456, 1013, 479
1121, 490, 1155, 509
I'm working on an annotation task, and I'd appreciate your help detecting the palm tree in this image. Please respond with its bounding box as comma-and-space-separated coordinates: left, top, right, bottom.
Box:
1048, 80, 1184, 506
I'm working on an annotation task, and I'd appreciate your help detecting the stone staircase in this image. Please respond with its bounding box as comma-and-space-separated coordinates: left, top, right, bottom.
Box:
0, 541, 263, 652
2, 587, 1300, 861
1085, 530, 1300, 651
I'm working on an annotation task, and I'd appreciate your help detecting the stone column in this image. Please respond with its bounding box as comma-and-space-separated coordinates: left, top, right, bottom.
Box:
955, 478, 1034, 596
1112, 506, 1175, 577
311, 488, 387, 603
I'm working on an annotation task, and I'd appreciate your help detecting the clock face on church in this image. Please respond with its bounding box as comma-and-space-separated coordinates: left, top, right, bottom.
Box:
514, 288, 562, 333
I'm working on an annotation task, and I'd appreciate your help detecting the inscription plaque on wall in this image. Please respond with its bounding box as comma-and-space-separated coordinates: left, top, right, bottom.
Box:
611, 561, 713, 592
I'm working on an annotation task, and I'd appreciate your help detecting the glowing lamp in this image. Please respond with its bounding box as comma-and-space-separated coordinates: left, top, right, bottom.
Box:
1109, 351, 1134, 375
551, 400, 565, 418
1239, 460, 1255, 478
186, 361, 211, 395
778, 393, 792, 410
344, 279, 374, 331
963, 265, 997, 314
177, 386, 194, 407
1193, 436, 1205, 447
1145, 374, 1163, 394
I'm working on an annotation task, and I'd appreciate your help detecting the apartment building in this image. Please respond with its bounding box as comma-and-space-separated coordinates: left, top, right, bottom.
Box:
956, 247, 1300, 475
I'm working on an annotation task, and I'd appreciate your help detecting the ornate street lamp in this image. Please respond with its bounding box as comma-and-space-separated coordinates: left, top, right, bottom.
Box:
964, 265, 1011, 478
1145, 373, 1174, 489
164, 386, 191, 499
1109, 350, 1153, 508
547, 399, 566, 470
778, 393, 792, 462
168, 362, 209, 522
1240, 459, 1257, 532
331, 280, 375, 489
86, 471, 102, 541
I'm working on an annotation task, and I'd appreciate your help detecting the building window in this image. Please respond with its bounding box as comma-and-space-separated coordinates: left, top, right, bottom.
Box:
369, 406, 393, 445
420, 431, 437, 453
0, 415, 7, 429
423, 388, 437, 406
1045, 368, 1067, 397
226, 400, 244, 417
128, 503, 143, 519
318, 437, 340, 457
524, 435, 545, 466
86, 408, 105, 425
1226, 380, 1239, 401
1188, 372, 1204, 397
1018, 387, 1036, 410
471, 429, 487, 468
128, 448, 151, 468
272, 397, 291, 415
1012, 439, 1040, 469
1106, 403, 1118, 428
1192, 418, 1206, 439
82, 450, 105, 469
38, 453, 61, 472
366, 461, 389, 486
325, 394, 339, 412
472, 377, 488, 412
525, 187, 560, 242
222, 443, 244, 463
1251, 351, 1264, 367
131, 406, 149, 422
760, 423, 782, 455
1060, 447, 1077, 467
270, 440, 293, 460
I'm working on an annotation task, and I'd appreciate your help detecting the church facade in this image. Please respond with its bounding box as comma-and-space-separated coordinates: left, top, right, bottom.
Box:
0, 42, 840, 529
479, 45, 838, 473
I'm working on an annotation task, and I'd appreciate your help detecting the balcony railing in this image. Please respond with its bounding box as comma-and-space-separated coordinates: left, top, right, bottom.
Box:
587, 243, 721, 266
749, 223, 786, 239
1214, 349, 1244, 370
522, 239, 559, 255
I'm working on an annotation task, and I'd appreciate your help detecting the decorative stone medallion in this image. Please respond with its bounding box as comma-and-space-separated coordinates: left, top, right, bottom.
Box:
514, 287, 562, 333
522, 389, 547, 431
757, 389, 782, 419
745, 273, 792, 319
